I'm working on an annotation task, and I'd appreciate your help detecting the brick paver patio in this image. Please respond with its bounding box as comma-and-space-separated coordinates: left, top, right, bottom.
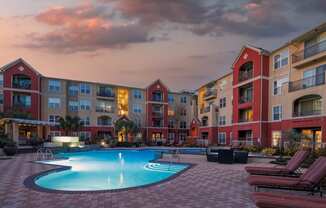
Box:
0, 153, 260, 208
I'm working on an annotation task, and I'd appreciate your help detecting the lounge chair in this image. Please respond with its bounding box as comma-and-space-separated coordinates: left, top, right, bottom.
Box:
252, 192, 326, 208
245, 150, 310, 176
247, 157, 326, 196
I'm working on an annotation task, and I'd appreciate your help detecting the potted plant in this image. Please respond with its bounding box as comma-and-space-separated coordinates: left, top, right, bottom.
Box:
3, 140, 17, 156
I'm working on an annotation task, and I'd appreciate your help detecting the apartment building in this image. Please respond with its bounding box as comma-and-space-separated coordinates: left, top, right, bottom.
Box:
194, 22, 326, 147
0, 59, 195, 146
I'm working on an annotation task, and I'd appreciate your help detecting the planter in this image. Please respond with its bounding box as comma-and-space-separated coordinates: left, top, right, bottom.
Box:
3, 146, 17, 156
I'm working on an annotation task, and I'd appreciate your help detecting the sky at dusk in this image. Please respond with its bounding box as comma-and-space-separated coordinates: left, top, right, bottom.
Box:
0, 0, 325, 91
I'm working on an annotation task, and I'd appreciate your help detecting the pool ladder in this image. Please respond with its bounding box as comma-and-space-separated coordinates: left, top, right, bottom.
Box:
35, 148, 55, 161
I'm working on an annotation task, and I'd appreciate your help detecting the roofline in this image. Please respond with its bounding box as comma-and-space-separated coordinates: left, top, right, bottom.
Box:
195, 71, 232, 91
231, 44, 270, 68
0, 58, 43, 76
271, 22, 326, 54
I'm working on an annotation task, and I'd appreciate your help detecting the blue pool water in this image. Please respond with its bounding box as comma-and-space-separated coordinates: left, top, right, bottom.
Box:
35, 150, 189, 191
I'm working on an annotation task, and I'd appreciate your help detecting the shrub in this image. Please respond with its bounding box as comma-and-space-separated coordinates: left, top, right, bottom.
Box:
241, 145, 262, 153
116, 142, 133, 147
262, 148, 277, 156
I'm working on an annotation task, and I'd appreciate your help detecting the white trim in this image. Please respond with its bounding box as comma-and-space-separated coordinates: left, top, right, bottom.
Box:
3, 87, 41, 94
233, 76, 269, 88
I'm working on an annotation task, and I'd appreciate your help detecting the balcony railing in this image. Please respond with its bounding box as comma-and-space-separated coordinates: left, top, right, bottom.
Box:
239, 95, 252, 104
152, 96, 163, 102
12, 81, 31, 90
239, 71, 253, 82
152, 111, 163, 118
293, 109, 322, 117
204, 89, 217, 99
292, 40, 326, 64
96, 107, 115, 113
97, 91, 115, 98
238, 118, 253, 123
288, 73, 325, 92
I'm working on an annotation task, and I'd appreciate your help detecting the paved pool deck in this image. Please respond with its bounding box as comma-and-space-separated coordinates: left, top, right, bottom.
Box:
0, 153, 274, 208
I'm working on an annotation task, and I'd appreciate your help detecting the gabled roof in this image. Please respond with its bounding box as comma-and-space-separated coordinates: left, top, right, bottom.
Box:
231, 44, 270, 68
0, 58, 42, 76
146, 79, 170, 91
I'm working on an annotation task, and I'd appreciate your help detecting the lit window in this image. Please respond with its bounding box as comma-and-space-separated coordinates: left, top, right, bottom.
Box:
272, 131, 282, 147
272, 105, 282, 121
48, 98, 60, 109
48, 79, 61, 92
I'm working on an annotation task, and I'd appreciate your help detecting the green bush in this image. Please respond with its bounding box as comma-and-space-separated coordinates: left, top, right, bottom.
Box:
241, 145, 262, 153
262, 148, 277, 156
116, 142, 133, 147
0, 135, 15, 148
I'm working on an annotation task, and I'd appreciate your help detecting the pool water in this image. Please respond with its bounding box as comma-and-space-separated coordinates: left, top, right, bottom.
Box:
35, 150, 189, 191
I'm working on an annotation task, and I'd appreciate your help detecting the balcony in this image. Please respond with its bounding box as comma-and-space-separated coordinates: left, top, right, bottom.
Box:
152, 111, 163, 118
288, 73, 325, 92
204, 89, 217, 100
12, 76, 32, 90
96, 107, 114, 113
239, 71, 253, 82
239, 95, 252, 104
292, 40, 326, 68
200, 106, 211, 114
293, 109, 321, 117
97, 91, 115, 98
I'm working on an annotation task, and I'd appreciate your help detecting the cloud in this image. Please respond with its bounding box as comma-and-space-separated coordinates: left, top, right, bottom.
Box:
24, 4, 153, 53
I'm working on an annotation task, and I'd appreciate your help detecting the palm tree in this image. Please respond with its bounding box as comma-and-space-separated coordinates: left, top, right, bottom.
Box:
58, 116, 83, 136
114, 119, 139, 142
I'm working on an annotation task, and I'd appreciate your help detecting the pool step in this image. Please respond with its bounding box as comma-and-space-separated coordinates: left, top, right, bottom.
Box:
144, 163, 180, 173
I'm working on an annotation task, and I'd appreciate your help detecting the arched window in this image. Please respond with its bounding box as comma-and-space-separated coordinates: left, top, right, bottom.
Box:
293, 94, 322, 117
12, 74, 32, 89
239, 62, 253, 82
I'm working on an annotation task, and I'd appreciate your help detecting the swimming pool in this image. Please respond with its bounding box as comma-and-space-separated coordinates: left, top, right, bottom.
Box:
32, 150, 189, 192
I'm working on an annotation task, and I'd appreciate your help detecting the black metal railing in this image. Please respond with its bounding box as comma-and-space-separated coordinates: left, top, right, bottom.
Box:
97, 91, 115, 98
12, 80, 31, 89
96, 107, 115, 113
292, 40, 326, 63
288, 73, 325, 92
204, 89, 217, 98
239, 70, 253, 82
293, 109, 322, 117
238, 118, 253, 123
239, 95, 252, 104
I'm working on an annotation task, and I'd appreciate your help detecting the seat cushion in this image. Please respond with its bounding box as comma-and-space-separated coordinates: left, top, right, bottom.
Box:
245, 166, 289, 175
247, 175, 308, 188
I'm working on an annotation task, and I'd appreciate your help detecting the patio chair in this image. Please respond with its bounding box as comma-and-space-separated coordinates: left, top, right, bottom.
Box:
247, 157, 326, 196
252, 192, 326, 208
245, 150, 310, 176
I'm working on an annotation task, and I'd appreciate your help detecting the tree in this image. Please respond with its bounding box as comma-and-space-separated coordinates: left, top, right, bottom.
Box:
114, 119, 139, 142
58, 116, 83, 136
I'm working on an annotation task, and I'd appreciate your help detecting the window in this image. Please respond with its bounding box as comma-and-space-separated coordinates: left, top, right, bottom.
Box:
272, 105, 282, 121
80, 117, 90, 126
272, 131, 282, 147
180, 121, 187, 129
168, 119, 174, 128
79, 131, 91, 141
219, 97, 226, 108
48, 115, 60, 124
180, 108, 187, 116
0, 93, 3, 104
219, 116, 226, 126
168, 132, 175, 140
80, 83, 91, 95
68, 84, 79, 96
97, 85, 114, 97
273, 77, 288, 95
0, 74, 3, 86
96, 100, 114, 113
180, 96, 187, 103
168, 94, 174, 103
48, 79, 61, 92
218, 133, 226, 144
12, 74, 31, 89
274, 50, 289, 69
133, 89, 142, 99
97, 116, 112, 126
133, 104, 142, 113
48, 98, 60, 109
68, 101, 79, 112
79, 100, 91, 111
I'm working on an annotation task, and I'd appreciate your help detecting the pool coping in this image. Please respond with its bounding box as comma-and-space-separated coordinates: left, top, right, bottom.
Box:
24, 150, 196, 194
